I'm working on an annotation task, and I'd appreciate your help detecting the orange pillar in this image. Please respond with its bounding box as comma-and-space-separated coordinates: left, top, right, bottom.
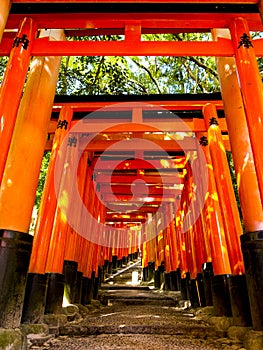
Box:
41, 142, 78, 275
0, 28, 65, 328
218, 23, 263, 328
64, 150, 88, 264
197, 133, 232, 276
203, 103, 244, 276
0, 28, 65, 233
198, 132, 234, 315
45, 134, 79, 314
29, 107, 73, 275
230, 18, 263, 204
0, 17, 36, 183
167, 203, 179, 272
203, 104, 252, 325
0, 0, 11, 42
22, 107, 73, 323
212, 28, 263, 233
176, 193, 187, 279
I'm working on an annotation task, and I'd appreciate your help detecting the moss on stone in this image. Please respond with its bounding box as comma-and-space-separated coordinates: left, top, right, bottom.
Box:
0, 328, 25, 350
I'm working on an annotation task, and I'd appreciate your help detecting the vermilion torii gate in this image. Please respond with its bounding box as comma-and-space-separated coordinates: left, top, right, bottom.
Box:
1, 0, 263, 337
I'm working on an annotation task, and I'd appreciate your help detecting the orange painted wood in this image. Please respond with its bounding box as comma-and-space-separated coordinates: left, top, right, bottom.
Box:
45, 134, 79, 274
191, 156, 212, 264
64, 151, 88, 262
3, 35, 263, 58
0, 29, 64, 233
213, 28, 263, 233
79, 166, 95, 277
198, 132, 232, 276
11, 1, 259, 3
230, 17, 263, 206
167, 204, 180, 271
193, 215, 207, 271
203, 103, 245, 275
29, 107, 73, 274
0, 0, 11, 42
176, 208, 188, 278
183, 170, 198, 279
0, 17, 36, 183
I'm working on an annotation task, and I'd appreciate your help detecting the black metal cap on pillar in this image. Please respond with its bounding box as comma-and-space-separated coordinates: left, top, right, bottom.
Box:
241, 231, 263, 330
0, 230, 33, 328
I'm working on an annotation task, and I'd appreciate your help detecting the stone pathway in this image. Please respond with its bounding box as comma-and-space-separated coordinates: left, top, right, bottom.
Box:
25, 262, 249, 349
29, 301, 246, 350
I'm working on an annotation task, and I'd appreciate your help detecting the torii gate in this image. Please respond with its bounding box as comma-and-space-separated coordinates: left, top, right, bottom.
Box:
0, 0, 263, 336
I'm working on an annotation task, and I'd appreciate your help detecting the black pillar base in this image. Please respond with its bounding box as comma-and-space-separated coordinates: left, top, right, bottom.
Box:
241, 231, 263, 330
142, 266, 148, 282
104, 260, 109, 275
45, 273, 64, 314
112, 255, 118, 272
147, 261, 155, 282
73, 271, 83, 304
132, 251, 139, 260
81, 276, 89, 305
154, 269, 161, 288
180, 272, 190, 300
190, 279, 200, 308
117, 259, 122, 269
170, 270, 180, 291
202, 262, 214, 306
22, 273, 47, 324
108, 261, 113, 275
99, 265, 104, 284
196, 272, 206, 307
164, 272, 171, 291
211, 274, 232, 317
229, 274, 252, 326
0, 230, 33, 328
122, 256, 128, 266
86, 272, 95, 304
63, 260, 78, 305
93, 277, 99, 300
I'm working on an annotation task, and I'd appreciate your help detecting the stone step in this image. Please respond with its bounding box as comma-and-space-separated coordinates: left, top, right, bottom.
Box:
59, 323, 216, 338
102, 289, 181, 306
100, 284, 150, 290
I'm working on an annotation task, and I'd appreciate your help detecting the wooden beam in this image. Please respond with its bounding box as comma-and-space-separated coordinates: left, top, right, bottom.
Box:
95, 174, 182, 184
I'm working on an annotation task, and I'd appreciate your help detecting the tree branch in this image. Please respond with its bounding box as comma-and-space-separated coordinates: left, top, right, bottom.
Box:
131, 58, 163, 94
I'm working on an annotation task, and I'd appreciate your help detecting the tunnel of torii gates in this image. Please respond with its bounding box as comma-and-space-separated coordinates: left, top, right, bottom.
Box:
1, 0, 263, 335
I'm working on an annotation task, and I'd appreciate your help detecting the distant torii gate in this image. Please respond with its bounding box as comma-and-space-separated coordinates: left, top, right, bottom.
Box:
0, 0, 263, 337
